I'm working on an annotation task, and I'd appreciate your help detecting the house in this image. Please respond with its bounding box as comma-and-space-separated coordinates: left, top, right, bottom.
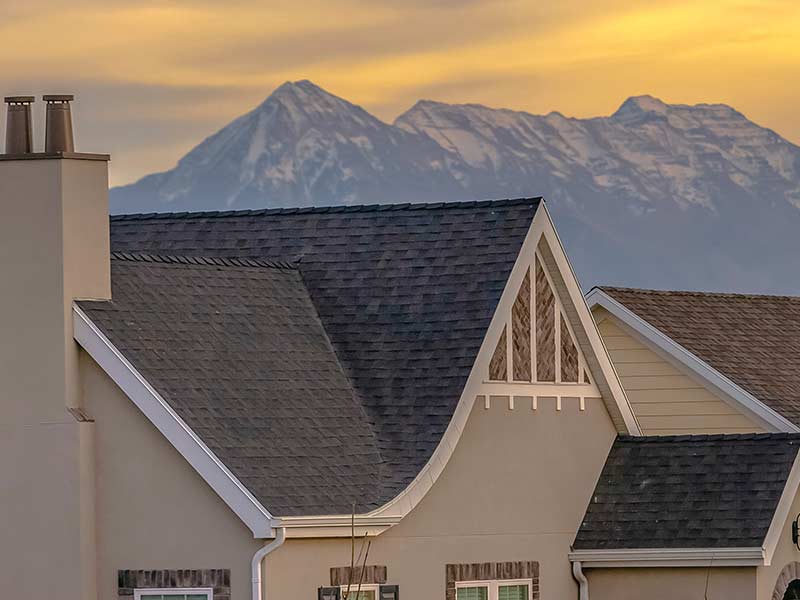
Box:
3, 96, 800, 600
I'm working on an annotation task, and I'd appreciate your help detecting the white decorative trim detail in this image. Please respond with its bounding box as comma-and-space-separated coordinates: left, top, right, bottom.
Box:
763, 450, 800, 566
73, 305, 276, 538
568, 547, 765, 568
586, 288, 800, 434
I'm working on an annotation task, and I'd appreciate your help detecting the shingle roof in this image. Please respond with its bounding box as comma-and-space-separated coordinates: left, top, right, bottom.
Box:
79, 253, 383, 516
573, 434, 800, 550
600, 286, 800, 425
88, 198, 541, 516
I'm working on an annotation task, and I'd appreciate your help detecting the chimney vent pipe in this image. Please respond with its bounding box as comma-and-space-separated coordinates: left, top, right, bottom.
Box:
43, 94, 75, 153
4, 96, 35, 155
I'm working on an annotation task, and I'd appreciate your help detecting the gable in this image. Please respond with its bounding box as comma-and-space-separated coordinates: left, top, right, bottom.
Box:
594, 308, 764, 435
588, 288, 799, 434
487, 253, 595, 389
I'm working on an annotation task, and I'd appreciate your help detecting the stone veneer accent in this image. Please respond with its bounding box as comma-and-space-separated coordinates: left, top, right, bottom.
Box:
772, 562, 800, 600
118, 569, 230, 599
330, 565, 388, 586
445, 561, 539, 600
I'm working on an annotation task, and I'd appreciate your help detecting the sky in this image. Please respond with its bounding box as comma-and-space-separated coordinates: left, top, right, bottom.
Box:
1, 0, 799, 186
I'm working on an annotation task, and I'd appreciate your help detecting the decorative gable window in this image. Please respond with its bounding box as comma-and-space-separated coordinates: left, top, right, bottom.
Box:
133, 589, 213, 600
456, 580, 531, 600
487, 252, 594, 389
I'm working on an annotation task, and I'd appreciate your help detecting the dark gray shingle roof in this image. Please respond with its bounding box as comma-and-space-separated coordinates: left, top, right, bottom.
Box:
89, 199, 540, 516
573, 434, 800, 550
599, 286, 800, 425
79, 253, 383, 516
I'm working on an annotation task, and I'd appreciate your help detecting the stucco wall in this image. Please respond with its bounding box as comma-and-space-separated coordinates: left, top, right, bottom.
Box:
82, 352, 261, 600
587, 566, 757, 600
266, 394, 617, 599
594, 308, 761, 435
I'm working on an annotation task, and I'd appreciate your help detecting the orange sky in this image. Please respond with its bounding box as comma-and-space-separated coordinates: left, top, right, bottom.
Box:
1, 0, 798, 186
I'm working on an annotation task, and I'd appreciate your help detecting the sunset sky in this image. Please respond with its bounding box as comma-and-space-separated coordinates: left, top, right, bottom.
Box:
2, 0, 798, 186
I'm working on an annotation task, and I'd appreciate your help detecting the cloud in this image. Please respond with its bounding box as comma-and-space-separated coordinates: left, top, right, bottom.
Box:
2, 0, 798, 186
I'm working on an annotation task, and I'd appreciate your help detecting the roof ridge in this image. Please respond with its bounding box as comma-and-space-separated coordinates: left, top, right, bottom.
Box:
110, 251, 297, 270
599, 285, 800, 302
109, 197, 542, 221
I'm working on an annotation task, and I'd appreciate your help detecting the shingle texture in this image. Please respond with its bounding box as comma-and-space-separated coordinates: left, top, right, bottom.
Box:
573, 434, 800, 549
601, 287, 800, 425
88, 199, 540, 516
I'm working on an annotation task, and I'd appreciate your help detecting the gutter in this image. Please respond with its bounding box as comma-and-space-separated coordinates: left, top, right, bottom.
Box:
251, 528, 286, 600
568, 547, 765, 568
571, 561, 589, 600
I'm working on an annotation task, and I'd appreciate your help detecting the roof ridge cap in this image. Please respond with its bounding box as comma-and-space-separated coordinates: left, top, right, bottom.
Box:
600, 286, 800, 302
109, 197, 542, 221
110, 251, 297, 270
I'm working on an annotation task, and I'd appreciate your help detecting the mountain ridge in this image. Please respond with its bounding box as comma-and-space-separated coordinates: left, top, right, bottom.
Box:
110, 80, 800, 294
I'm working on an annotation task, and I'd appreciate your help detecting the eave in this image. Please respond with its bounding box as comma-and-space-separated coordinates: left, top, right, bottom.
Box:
568, 547, 766, 568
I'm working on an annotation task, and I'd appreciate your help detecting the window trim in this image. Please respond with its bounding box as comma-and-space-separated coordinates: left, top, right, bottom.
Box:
455, 579, 533, 600
339, 583, 380, 599
133, 588, 214, 600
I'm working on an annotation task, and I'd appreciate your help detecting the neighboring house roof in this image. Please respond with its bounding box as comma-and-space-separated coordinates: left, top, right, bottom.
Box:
589, 286, 800, 431
574, 433, 800, 551
83, 199, 541, 517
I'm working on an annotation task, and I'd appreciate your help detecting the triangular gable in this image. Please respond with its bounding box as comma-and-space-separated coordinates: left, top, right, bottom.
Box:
487, 253, 595, 388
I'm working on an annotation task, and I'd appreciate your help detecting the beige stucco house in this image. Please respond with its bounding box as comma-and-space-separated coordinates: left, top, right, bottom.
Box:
4, 96, 800, 600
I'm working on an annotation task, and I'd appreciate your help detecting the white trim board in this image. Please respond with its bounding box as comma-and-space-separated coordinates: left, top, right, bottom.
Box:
586, 288, 799, 434
568, 547, 765, 568
763, 449, 800, 565
73, 305, 276, 538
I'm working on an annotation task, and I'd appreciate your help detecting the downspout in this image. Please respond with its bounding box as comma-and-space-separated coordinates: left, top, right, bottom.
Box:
571, 560, 589, 600
252, 527, 286, 600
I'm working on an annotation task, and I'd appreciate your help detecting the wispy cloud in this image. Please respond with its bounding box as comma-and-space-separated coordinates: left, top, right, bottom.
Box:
2, 0, 798, 185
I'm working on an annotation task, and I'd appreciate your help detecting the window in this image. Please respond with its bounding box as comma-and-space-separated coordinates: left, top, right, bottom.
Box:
456, 580, 531, 600
134, 589, 213, 600
340, 583, 379, 600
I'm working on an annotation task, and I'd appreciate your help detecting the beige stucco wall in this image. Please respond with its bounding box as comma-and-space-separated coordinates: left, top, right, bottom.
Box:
587, 566, 757, 600
82, 352, 262, 600
594, 308, 761, 435
757, 486, 800, 599
266, 394, 617, 599
0, 157, 109, 600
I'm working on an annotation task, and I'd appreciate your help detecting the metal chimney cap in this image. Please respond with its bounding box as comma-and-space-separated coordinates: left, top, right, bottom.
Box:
4, 96, 35, 104
43, 94, 75, 102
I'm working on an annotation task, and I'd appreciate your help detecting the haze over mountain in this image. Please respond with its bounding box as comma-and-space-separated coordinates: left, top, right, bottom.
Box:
111, 80, 800, 293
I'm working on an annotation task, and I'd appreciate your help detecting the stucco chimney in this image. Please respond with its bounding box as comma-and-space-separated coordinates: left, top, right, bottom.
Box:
4, 96, 34, 154
44, 94, 76, 152
0, 94, 109, 600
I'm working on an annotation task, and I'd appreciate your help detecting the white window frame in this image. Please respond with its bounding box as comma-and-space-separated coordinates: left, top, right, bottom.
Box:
339, 583, 380, 599
133, 588, 213, 600
455, 579, 533, 600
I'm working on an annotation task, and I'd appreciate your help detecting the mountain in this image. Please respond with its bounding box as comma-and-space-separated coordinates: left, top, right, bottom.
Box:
110, 80, 800, 294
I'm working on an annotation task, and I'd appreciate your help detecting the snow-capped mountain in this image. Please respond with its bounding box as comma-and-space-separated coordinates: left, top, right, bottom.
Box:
111, 80, 800, 293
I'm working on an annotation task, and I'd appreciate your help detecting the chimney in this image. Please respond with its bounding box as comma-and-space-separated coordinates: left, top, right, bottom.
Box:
0, 93, 108, 600
4, 96, 34, 154
44, 94, 75, 153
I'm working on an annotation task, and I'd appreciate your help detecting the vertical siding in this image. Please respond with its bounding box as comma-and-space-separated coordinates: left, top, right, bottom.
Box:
595, 311, 763, 435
